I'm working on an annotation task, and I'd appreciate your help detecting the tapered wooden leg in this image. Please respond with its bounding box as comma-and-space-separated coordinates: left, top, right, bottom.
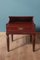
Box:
11, 34, 13, 41
30, 35, 32, 43
32, 34, 35, 52
7, 34, 9, 52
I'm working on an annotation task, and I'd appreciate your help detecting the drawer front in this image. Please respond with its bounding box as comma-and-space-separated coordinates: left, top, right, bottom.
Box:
6, 26, 32, 33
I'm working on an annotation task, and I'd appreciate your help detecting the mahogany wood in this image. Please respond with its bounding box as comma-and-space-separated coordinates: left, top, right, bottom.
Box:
6, 16, 36, 52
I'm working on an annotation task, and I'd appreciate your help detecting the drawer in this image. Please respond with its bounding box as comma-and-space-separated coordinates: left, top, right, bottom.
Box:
7, 26, 32, 33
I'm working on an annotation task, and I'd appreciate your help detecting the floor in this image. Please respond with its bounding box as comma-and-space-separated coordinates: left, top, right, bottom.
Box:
0, 32, 40, 60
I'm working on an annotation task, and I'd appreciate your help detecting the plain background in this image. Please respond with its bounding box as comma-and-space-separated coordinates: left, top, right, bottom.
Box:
0, 0, 40, 32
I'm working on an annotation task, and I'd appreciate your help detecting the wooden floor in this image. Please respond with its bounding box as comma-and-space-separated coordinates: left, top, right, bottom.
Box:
0, 32, 40, 60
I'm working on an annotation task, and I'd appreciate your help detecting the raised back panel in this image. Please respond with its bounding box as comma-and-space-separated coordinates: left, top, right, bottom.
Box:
9, 16, 33, 23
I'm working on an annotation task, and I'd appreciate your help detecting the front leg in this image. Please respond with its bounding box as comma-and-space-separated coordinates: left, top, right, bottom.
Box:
7, 34, 9, 52
32, 34, 35, 52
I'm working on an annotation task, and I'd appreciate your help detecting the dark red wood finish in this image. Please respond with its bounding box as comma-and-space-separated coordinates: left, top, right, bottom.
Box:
6, 16, 36, 52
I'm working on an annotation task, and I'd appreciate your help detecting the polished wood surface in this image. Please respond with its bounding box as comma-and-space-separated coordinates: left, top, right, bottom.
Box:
6, 16, 36, 52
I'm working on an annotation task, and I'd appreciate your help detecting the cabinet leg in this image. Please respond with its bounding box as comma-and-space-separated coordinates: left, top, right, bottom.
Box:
7, 34, 9, 52
11, 34, 13, 41
32, 34, 35, 52
30, 35, 32, 43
